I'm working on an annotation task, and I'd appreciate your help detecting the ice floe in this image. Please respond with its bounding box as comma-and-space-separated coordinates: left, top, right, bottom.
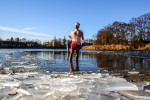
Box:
0, 71, 149, 100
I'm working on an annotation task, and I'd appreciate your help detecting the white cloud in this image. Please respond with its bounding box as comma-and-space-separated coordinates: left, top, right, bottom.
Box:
0, 26, 53, 38
23, 27, 37, 30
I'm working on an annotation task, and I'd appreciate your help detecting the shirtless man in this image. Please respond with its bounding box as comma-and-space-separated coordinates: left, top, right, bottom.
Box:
68, 22, 85, 72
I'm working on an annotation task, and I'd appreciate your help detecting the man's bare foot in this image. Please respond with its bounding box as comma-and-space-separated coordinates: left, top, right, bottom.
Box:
70, 67, 74, 73
75, 67, 80, 71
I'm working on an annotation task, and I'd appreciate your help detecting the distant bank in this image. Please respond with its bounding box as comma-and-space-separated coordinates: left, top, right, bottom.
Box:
82, 44, 150, 50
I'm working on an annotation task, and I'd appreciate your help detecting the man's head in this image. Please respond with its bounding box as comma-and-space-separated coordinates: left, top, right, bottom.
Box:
75, 22, 80, 29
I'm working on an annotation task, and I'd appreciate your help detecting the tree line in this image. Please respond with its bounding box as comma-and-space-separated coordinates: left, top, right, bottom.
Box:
0, 37, 69, 48
0, 35, 94, 49
95, 13, 150, 48
43, 36, 70, 48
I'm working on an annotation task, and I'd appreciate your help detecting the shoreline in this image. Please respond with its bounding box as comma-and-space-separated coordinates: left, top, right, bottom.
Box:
103, 69, 150, 82
82, 44, 150, 50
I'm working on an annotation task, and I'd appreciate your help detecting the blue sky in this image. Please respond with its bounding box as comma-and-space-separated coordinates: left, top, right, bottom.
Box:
0, 0, 150, 42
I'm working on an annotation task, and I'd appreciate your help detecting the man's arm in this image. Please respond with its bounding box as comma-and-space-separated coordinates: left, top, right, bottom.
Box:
81, 31, 85, 43
69, 30, 74, 39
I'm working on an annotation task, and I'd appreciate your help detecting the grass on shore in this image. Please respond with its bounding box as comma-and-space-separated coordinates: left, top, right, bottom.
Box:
82, 43, 150, 50
138, 43, 150, 50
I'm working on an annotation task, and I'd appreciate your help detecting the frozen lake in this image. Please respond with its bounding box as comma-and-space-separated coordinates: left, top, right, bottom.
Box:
0, 49, 150, 72
0, 49, 150, 100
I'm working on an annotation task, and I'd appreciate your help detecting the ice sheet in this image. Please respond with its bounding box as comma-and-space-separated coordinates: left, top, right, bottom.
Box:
0, 71, 148, 100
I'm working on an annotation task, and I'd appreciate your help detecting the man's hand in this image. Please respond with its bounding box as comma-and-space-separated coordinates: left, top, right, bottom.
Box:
82, 40, 86, 43
68, 36, 72, 39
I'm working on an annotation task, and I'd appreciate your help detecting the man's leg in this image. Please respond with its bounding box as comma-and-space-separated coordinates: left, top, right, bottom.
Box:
75, 48, 80, 61
75, 59, 80, 71
69, 60, 74, 72
69, 49, 74, 72
75, 48, 80, 71
69, 49, 74, 61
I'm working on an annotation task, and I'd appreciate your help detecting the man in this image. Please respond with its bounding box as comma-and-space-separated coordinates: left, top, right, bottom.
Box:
68, 22, 85, 72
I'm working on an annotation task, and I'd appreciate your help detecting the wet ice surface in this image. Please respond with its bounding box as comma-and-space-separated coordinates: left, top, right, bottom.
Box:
0, 49, 150, 100
0, 71, 150, 100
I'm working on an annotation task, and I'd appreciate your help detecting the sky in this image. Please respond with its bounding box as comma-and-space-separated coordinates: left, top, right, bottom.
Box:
0, 0, 150, 42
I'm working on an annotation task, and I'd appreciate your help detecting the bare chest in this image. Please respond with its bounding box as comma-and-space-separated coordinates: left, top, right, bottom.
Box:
74, 30, 81, 37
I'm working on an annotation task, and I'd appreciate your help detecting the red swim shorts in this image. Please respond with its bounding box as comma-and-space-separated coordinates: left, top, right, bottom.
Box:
70, 42, 81, 50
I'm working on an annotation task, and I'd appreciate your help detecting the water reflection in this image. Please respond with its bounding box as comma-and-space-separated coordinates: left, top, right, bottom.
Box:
1, 50, 149, 72
86, 52, 150, 71
25, 51, 99, 72
69, 60, 80, 72
25, 51, 150, 72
